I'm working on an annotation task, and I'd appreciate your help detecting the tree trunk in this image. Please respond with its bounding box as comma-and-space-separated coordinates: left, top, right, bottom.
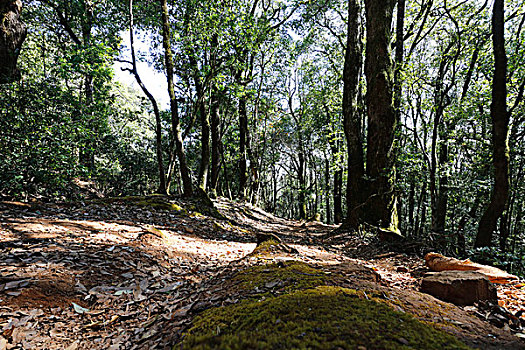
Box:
455, 192, 481, 255
334, 166, 343, 224
80, 0, 95, 172
160, 0, 192, 197
415, 181, 427, 238
210, 88, 221, 197
364, 0, 399, 232
0, 0, 26, 83
325, 156, 331, 224
394, 0, 405, 117
407, 180, 415, 234
298, 150, 306, 220
434, 137, 449, 234
197, 93, 210, 191
342, 0, 365, 230
272, 165, 277, 212
128, 0, 167, 195
238, 95, 248, 199
476, 0, 509, 248
393, 0, 406, 233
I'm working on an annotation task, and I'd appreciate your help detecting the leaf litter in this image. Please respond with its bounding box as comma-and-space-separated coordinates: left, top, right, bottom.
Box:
0, 198, 524, 349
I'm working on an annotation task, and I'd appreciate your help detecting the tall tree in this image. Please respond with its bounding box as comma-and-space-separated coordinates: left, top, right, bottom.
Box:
160, 0, 193, 197
342, 0, 364, 229
0, 0, 26, 83
123, 0, 167, 195
363, 0, 399, 232
475, 0, 509, 247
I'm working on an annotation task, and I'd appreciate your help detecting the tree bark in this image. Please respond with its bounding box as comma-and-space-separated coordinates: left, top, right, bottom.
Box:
0, 0, 26, 83
342, 0, 365, 230
79, 0, 95, 172
325, 156, 331, 224
364, 0, 399, 231
238, 95, 248, 199
190, 55, 210, 191
160, 0, 193, 197
298, 150, 306, 220
476, 0, 509, 248
210, 88, 221, 196
197, 92, 210, 191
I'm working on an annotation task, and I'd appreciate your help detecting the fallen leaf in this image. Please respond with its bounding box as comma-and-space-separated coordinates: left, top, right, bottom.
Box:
65, 341, 79, 350
72, 303, 90, 314
114, 289, 133, 296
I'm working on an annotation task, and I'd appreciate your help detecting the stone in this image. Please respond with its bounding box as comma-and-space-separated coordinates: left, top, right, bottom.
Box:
420, 271, 497, 306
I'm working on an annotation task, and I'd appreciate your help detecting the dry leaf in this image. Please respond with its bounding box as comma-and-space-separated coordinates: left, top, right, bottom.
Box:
72, 303, 90, 314
65, 341, 79, 350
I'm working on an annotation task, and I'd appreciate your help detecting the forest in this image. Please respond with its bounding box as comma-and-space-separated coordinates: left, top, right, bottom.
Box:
1, 0, 525, 348
2, 0, 523, 273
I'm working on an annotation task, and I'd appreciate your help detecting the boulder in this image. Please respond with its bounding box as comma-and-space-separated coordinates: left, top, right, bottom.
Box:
420, 271, 497, 306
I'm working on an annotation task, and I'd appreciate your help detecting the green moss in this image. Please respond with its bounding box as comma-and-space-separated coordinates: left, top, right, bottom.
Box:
180, 286, 471, 350
177, 261, 471, 349
250, 239, 282, 256
94, 196, 186, 213
233, 261, 327, 294
135, 199, 184, 212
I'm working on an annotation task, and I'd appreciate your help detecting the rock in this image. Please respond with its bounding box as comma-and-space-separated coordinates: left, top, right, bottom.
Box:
420, 271, 497, 306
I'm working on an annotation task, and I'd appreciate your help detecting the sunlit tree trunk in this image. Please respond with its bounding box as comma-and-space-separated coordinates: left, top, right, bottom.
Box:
0, 0, 26, 83
476, 0, 509, 248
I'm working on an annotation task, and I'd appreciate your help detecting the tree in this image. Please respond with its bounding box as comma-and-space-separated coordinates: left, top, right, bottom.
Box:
160, 0, 193, 197
342, 0, 364, 229
475, 0, 509, 248
122, 0, 168, 195
0, 0, 27, 83
362, 0, 399, 232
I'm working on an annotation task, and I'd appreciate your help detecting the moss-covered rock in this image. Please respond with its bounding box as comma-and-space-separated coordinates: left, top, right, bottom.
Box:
233, 261, 327, 294
180, 285, 471, 350
178, 261, 471, 349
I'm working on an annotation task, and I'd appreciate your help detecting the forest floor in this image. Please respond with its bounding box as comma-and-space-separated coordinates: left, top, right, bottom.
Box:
0, 196, 524, 349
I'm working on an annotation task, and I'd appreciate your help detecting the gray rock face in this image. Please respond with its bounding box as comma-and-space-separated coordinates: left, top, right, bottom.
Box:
420, 271, 498, 306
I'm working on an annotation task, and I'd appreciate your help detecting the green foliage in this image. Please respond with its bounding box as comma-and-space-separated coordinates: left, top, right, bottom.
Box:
469, 247, 525, 279
1, 0, 524, 275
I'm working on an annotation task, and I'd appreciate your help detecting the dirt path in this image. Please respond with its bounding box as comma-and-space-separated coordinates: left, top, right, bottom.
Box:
0, 198, 524, 349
